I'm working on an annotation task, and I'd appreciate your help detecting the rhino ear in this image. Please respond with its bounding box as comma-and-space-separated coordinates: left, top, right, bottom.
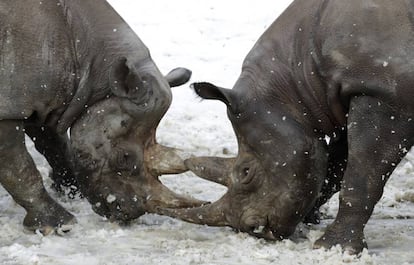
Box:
191, 82, 235, 108
110, 57, 130, 97
110, 57, 151, 102
165, 67, 192, 87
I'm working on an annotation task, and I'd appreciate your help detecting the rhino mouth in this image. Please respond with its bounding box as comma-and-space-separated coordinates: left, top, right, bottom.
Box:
242, 213, 287, 241
91, 196, 144, 224
249, 226, 277, 241
246, 217, 294, 241
246, 217, 278, 241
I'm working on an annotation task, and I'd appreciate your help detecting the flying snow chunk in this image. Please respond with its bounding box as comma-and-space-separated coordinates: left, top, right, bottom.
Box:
106, 194, 117, 203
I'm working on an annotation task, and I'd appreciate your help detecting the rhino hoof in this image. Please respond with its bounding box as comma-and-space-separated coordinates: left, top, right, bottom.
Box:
313, 230, 367, 255
23, 210, 77, 235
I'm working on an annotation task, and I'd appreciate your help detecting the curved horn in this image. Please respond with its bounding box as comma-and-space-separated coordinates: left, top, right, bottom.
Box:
184, 156, 235, 187
145, 144, 188, 175
144, 178, 209, 212
154, 193, 230, 226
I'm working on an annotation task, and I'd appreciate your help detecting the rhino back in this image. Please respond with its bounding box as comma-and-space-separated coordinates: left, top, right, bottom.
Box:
316, 0, 414, 111
0, 0, 76, 122
239, 0, 414, 132
62, 0, 150, 62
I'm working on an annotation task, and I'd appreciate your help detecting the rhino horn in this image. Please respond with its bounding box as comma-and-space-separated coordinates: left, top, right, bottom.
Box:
184, 156, 235, 187
145, 178, 209, 211
155, 193, 230, 226
145, 144, 188, 175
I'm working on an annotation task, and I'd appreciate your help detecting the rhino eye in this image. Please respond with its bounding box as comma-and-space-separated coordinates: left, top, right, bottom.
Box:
240, 167, 255, 185
119, 152, 130, 166
120, 120, 128, 127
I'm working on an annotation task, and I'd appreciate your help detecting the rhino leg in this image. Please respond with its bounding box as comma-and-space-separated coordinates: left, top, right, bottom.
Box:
314, 96, 414, 254
24, 124, 79, 197
0, 120, 76, 234
304, 132, 347, 224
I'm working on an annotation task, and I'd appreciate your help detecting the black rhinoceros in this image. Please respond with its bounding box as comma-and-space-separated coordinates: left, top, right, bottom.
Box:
159, 0, 414, 253
0, 0, 204, 234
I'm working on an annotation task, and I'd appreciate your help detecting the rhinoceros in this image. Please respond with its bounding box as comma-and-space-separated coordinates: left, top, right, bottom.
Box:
0, 0, 205, 234
159, 0, 414, 253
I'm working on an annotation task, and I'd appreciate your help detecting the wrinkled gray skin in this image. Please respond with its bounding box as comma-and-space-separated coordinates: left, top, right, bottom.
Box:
0, 0, 204, 234
159, 0, 414, 254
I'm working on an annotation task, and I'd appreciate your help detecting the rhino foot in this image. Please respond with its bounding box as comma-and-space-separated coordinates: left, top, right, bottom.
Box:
23, 205, 77, 235
313, 223, 367, 255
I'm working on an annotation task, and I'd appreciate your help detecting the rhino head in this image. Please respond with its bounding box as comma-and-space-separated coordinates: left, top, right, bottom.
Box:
158, 81, 328, 239
68, 58, 205, 222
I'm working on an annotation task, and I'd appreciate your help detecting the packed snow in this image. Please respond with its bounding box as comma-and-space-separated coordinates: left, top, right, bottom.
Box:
1, 1, 414, 264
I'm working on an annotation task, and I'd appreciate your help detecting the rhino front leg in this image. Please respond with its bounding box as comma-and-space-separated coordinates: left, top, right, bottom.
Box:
314, 96, 414, 253
0, 120, 76, 234
24, 124, 79, 196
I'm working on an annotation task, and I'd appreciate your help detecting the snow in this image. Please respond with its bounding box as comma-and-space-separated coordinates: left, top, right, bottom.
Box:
1, 0, 414, 264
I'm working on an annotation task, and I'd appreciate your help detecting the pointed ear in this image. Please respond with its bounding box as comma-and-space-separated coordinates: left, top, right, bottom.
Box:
191, 82, 236, 108
165, 67, 192, 87
110, 57, 130, 97
110, 57, 150, 103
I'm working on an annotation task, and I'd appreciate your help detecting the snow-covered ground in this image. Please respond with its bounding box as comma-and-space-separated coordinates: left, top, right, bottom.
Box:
1, 1, 414, 264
